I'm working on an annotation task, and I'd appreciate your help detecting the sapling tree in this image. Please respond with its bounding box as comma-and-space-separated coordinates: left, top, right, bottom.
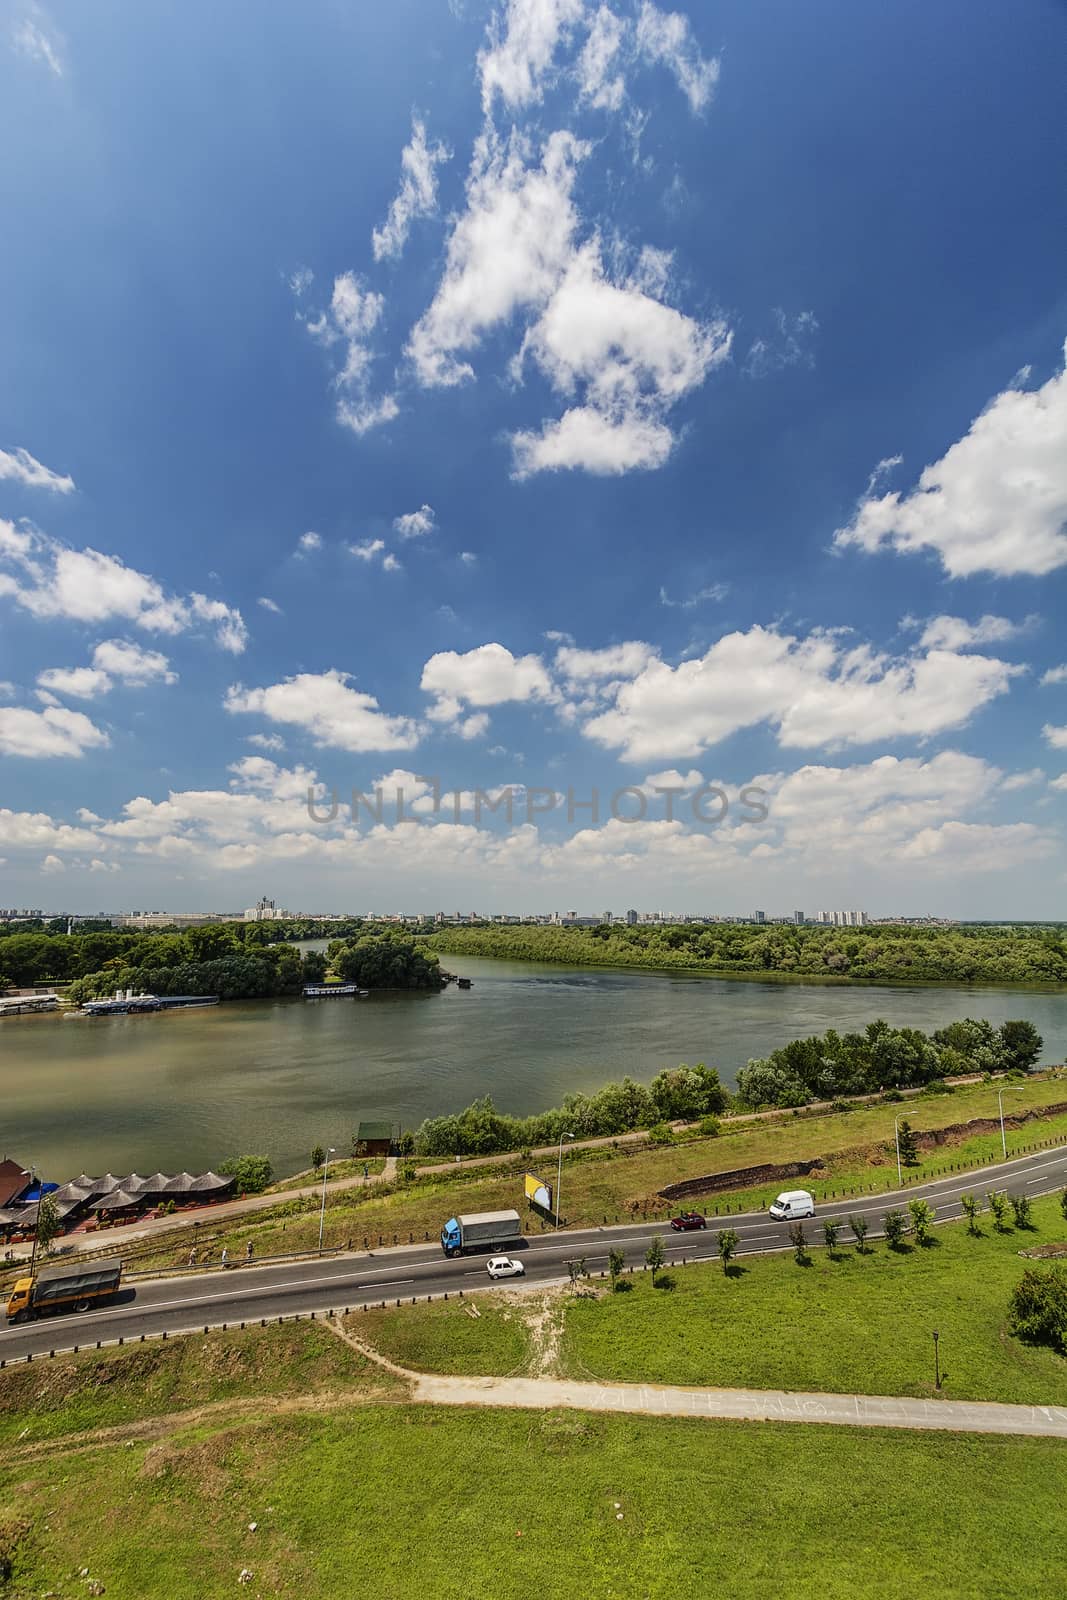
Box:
986, 1190, 1010, 1232
896, 1120, 920, 1167
645, 1235, 665, 1285
822, 1219, 841, 1258
960, 1194, 981, 1235
35, 1194, 60, 1257
311, 1145, 325, 1170
849, 1214, 869, 1253
1010, 1193, 1033, 1229
717, 1228, 739, 1272
882, 1209, 909, 1248
788, 1222, 808, 1264
608, 1247, 626, 1290
908, 1198, 935, 1246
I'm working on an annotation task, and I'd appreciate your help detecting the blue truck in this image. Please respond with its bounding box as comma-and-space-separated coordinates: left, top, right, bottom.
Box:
440, 1209, 522, 1257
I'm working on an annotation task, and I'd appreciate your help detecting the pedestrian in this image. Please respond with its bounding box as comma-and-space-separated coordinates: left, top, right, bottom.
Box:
221, 1247, 228, 1268
246, 1238, 253, 1261
188, 1247, 197, 1267
362, 1162, 369, 1180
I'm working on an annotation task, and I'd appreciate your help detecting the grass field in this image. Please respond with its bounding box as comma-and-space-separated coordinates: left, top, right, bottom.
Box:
1, 1406, 1064, 1598
133, 1077, 1067, 1268
358, 1295, 531, 1376
560, 1194, 1067, 1405
0, 1321, 397, 1448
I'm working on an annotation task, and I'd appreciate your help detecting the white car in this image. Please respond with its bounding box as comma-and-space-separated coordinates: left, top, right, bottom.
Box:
486, 1255, 525, 1279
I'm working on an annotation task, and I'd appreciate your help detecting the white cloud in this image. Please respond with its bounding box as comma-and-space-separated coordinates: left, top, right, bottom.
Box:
510, 238, 730, 476
577, 5, 626, 110
299, 272, 398, 437
0, 808, 101, 851
580, 624, 1022, 761
1040, 664, 1067, 686
36, 666, 111, 700
382, 553, 402, 573
0, 531, 247, 652
0, 705, 109, 759
512, 405, 675, 477
40, 853, 65, 873
408, 128, 587, 388
91, 638, 177, 685
460, 550, 478, 565
289, 266, 313, 297
659, 582, 729, 608
225, 670, 419, 753
349, 538, 386, 562
1043, 724, 1067, 750
421, 643, 553, 719
743, 310, 818, 378
635, 1, 719, 113
835, 340, 1067, 577
372, 116, 451, 262
393, 504, 436, 539
916, 614, 1029, 651
897, 821, 1056, 872
89, 858, 120, 873
1001, 768, 1045, 791
247, 732, 285, 751
0, 445, 74, 493
478, 0, 584, 113
12, 8, 63, 76
554, 640, 657, 683
258, 597, 283, 615
298, 531, 322, 553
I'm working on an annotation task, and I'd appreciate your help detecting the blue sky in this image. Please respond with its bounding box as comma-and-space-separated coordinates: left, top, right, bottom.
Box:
1, 0, 1065, 916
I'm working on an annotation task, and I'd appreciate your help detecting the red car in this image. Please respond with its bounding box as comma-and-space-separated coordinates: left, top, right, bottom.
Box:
670, 1211, 707, 1231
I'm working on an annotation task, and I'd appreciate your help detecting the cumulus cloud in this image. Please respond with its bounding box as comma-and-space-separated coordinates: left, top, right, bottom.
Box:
393, 504, 436, 539
91, 638, 177, 685
0, 529, 247, 652
297, 531, 322, 554
635, 1, 719, 113
915, 614, 1030, 651
421, 643, 554, 722
35, 666, 111, 700
0, 445, 74, 493
511, 406, 674, 476
299, 272, 398, 437
554, 640, 657, 683
408, 128, 587, 388
246, 732, 286, 752
478, 0, 585, 113
372, 116, 451, 262
1043, 724, 1067, 750
1040, 664, 1067, 686
579, 624, 1022, 761
0, 705, 109, 759
835, 340, 1067, 576
225, 669, 418, 753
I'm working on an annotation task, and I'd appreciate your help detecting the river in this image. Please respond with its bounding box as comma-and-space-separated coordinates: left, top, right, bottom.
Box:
1, 951, 1064, 1181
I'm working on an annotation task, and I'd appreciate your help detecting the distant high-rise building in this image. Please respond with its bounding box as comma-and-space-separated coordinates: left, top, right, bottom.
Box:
754, 909, 766, 924
625, 908, 638, 925
603, 911, 613, 925
794, 910, 805, 925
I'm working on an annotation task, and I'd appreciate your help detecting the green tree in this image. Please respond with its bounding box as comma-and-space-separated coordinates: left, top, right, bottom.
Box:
849, 1214, 869, 1253
822, 1218, 841, 1258
608, 1247, 626, 1290
960, 1194, 981, 1235
567, 1257, 587, 1285
219, 1154, 273, 1194
908, 1198, 935, 1246
788, 1222, 808, 1264
717, 1228, 739, 1272
311, 1145, 326, 1170
645, 1234, 665, 1285
302, 950, 327, 984
896, 1120, 920, 1168
997, 1020, 1043, 1073
1010, 1193, 1033, 1230
35, 1193, 61, 1257
986, 1190, 1010, 1232
1008, 1265, 1067, 1353
882, 1209, 909, 1248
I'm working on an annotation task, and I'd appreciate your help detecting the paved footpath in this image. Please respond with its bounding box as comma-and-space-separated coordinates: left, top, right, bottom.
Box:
411, 1373, 1067, 1439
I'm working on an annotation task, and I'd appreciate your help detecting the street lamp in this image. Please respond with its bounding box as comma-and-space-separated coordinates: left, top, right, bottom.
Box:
24, 1165, 38, 1274
932, 1329, 941, 1390
555, 1132, 575, 1230
997, 1085, 1027, 1162
318, 1147, 336, 1255
893, 1117, 905, 1188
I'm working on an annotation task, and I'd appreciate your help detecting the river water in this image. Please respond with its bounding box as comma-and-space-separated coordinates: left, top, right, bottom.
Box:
1, 951, 1064, 1181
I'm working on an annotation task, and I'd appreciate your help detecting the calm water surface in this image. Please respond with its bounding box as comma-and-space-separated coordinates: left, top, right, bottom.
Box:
2, 951, 1064, 1180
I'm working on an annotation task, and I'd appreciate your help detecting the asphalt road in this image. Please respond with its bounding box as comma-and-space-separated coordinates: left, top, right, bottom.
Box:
2, 1144, 1064, 1364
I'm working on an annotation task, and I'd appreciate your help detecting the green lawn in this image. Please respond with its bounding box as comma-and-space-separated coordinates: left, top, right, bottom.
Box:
1, 1407, 1063, 1598
0, 1321, 396, 1447
356, 1296, 530, 1376
561, 1194, 1067, 1405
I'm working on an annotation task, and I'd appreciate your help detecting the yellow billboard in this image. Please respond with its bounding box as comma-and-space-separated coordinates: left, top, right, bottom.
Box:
524, 1172, 553, 1211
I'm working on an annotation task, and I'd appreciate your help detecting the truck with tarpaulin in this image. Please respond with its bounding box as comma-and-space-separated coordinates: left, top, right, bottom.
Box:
440, 1209, 522, 1257
5, 1262, 123, 1322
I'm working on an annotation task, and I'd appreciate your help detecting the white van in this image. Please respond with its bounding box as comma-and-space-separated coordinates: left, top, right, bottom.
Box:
769, 1189, 815, 1220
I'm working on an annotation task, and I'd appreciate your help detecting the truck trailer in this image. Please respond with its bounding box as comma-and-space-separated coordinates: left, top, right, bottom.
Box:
441, 1209, 522, 1257
5, 1262, 123, 1322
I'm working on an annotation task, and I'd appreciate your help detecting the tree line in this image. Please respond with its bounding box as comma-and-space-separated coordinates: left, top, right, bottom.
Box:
425, 921, 1067, 985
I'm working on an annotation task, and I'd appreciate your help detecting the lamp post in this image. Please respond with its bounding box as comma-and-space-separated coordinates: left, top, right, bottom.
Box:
555, 1132, 575, 1230
25, 1165, 38, 1275
997, 1085, 1027, 1161
932, 1328, 941, 1390
893, 1117, 904, 1188
318, 1147, 336, 1255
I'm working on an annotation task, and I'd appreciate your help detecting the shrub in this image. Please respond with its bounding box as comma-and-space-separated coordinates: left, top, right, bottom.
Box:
986, 1190, 1010, 1232
883, 1209, 909, 1248
1010, 1193, 1033, 1229
960, 1194, 981, 1235
645, 1234, 666, 1284
647, 1122, 674, 1146
908, 1198, 935, 1246
849, 1214, 869, 1252
822, 1219, 841, 1257
788, 1222, 808, 1264
1008, 1265, 1067, 1353
219, 1154, 274, 1194
717, 1228, 739, 1270
699, 1115, 721, 1137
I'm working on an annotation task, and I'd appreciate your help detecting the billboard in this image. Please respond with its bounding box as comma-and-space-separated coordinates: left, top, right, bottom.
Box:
524, 1172, 553, 1211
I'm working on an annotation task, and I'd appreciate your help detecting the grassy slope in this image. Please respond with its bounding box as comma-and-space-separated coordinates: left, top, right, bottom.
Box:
561, 1194, 1067, 1405
0, 1322, 396, 1447
133, 1077, 1067, 1266
358, 1297, 529, 1376
1, 1409, 1064, 1599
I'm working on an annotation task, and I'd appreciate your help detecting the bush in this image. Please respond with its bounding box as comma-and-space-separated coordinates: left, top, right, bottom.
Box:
646, 1122, 674, 1146
960, 1194, 981, 1235
788, 1222, 808, 1264
1008, 1265, 1067, 1352
699, 1115, 721, 1137
883, 1209, 909, 1248
986, 1190, 1010, 1232
907, 1198, 935, 1246
1010, 1193, 1033, 1229
219, 1154, 273, 1194
849, 1214, 869, 1252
